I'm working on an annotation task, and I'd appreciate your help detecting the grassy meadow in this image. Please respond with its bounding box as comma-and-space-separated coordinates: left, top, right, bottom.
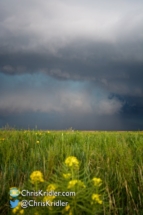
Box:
0, 129, 143, 215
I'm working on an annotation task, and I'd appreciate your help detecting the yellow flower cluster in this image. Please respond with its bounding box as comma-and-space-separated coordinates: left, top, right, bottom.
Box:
63, 173, 71, 179
35, 132, 42, 135
65, 156, 79, 168
43, 195, 55, 203
12, 202, 24, 214
30, 171, 44, 184
46, 183, 57, 191
36, 141, 40, 144
43, 184, 57, 209
68, 179, 86, 189
92, 177, 102, 186
91, 194, 102, 204
62, 204, 71, 214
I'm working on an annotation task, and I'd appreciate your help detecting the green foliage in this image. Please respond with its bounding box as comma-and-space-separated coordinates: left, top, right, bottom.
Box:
0, 130, 143, 214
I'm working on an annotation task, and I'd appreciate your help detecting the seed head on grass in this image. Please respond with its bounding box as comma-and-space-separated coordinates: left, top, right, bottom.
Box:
30, 171, 44, 184
65, 156, 79, 168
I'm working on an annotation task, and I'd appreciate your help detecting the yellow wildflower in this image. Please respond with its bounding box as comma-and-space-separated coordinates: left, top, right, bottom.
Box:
30, 171, 44, 184
65, 204, 70, 211
65, 156, 79, 168
69, 210, 73, 215
91, 194, 102, 204
19, 209, 24, 214
92, 177, 102, 186
12, 202, 21, 214
43, 195, 55, 202
36, 141, 40, 144
46, 184, 57, 191
68, 180, 85, 189
68, 180, 78, 188
62, 204, 70, 214
78, 180, 86, 188
63, 173, 71, 179
43, 195, 55, 210
12, 208, 18, 214
45, 183, 57, 208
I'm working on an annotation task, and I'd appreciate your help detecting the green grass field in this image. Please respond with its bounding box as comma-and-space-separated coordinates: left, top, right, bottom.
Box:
0, 130, 143, 215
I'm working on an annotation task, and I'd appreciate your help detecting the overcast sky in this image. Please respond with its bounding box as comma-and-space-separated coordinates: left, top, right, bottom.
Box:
0, 0, 143, 130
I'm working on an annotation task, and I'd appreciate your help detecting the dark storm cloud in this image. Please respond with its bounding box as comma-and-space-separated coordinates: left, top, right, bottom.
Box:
0, 0, 143, 84
1, 40, 143, 97
0, 111, 124, 130
0, 0, 143, 129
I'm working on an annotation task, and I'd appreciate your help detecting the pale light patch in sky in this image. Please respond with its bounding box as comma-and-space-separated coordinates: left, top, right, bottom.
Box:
0, 73, 123, 116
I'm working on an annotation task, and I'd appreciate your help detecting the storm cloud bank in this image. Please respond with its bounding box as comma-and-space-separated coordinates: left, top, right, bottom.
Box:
0, 0, 143, 130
